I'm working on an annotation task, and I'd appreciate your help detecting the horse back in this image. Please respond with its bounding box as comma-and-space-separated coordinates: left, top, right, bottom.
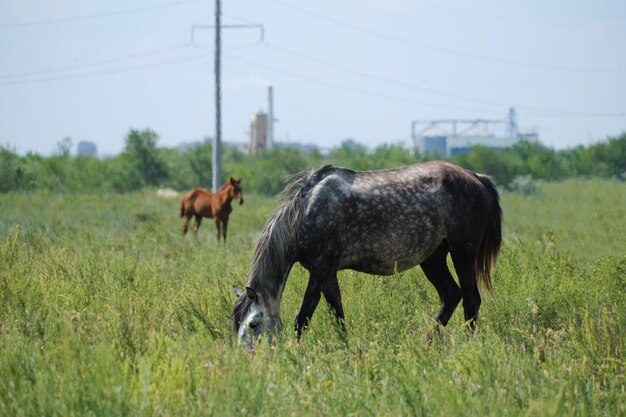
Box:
181, 188, 215, 217
296, 162, 496, 274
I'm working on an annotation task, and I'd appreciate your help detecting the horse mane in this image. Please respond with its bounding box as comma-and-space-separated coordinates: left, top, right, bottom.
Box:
246, 169, 313, 291
217, 181, 230, 192
232, 168, 324, 331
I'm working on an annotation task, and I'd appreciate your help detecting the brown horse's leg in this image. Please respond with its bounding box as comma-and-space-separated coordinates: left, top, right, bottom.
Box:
222, 217, 229, 244
420, 243, 462, 327
214, 218, 221, 243
182, 215, 192, 235
450, 249, 481, 332
193, 215, 202, 234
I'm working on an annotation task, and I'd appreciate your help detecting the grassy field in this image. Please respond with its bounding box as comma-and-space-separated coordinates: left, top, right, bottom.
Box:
0, 179, 624, 417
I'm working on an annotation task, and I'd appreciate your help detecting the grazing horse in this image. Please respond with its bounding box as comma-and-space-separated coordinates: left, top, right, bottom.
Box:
180, 177, 243, 243
232, 162, 502, 348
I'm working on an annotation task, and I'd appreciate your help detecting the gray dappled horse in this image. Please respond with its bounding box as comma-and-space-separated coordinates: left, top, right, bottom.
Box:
232, 161, 502, 349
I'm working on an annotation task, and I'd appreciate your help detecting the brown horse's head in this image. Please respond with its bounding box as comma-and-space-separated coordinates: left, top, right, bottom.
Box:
229, 177, 244, 205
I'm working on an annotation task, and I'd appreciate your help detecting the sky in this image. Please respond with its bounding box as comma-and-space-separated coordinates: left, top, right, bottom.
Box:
1, 0, 625, 156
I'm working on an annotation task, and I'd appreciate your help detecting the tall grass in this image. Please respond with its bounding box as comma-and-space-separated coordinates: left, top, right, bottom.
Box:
0, 180, 624, 416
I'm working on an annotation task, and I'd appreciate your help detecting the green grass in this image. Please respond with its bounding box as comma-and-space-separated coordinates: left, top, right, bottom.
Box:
0, 180, 624, 416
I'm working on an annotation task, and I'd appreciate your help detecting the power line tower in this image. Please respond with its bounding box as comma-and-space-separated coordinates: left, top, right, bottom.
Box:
213, 0, 221, 192
191, 2, 264, 191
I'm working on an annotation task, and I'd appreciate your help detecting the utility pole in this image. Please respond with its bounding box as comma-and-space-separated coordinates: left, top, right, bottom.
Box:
213, 0, 222, 192
191, 16, 264, 191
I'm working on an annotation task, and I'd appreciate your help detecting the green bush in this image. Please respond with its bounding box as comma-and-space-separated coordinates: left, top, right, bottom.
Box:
1, 132, 624, 195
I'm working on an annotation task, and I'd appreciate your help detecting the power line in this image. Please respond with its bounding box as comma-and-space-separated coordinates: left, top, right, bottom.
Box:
223, 52, 492, 114
0, 43, 191, 81
264, 0, 626, 74
0, 42, 259, 86
0, 0, 201, 28
262, 42, 505, 107
225, 51, 626, 118
3, 38, 622, 118
414, 0, 620, 30
0, 52, 209, 86
261, 42, 626, 118
221, 13, 259, 26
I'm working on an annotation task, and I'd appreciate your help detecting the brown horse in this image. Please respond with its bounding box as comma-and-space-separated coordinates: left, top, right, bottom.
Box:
180, 177, 244, 243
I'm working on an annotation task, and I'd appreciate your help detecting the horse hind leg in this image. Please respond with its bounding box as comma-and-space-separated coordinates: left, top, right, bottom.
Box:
193, 215, 202, 235
321, 272, 348, 346
182, 214, 192, 236
420, 243, 462, 328
321, 272, 346, 330
450, 247, 481, 332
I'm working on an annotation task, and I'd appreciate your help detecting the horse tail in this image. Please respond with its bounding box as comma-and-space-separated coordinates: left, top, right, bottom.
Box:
475, 174, 502, 295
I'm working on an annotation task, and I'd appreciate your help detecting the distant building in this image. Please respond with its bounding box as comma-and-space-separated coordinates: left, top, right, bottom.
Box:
274, 141, 320, 153
341, 138, 366, 150
226, 141, 250, 153
412, 107, 538, 157
248, 111, 269, 153
415, 126, 448, 157
178, 141, 202, 152
77, 141, 97, 157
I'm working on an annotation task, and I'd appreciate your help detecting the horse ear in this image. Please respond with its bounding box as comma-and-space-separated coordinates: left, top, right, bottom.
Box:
237, 178, 242, 184
233, 286, 244, 297
230, 176, 236, 184
245, 286, 258, 303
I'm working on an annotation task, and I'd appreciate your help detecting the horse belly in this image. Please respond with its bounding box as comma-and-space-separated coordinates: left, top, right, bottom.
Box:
301, 173, 447, 275
194, 202, 214, 218
337, 225, 444, 275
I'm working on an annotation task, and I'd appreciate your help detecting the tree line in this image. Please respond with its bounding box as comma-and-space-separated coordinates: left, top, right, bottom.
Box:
1, 129, 624, 195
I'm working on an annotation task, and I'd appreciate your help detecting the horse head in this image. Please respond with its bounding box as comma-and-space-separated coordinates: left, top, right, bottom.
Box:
232, 286, 282, 349
229, 177, 244, 205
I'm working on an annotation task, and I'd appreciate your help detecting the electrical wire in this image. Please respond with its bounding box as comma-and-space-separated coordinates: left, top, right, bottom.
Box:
223, 52, 499, 114
413, 0, 620, 30
259, 42, 626, 118
262, 42, 506, 107
0, 43, 191, 81
264, 0, 626, 74
226, 51, 626, 118
0, 0, 201, 28
0, 52, 209, 86
0, 42, 263, 86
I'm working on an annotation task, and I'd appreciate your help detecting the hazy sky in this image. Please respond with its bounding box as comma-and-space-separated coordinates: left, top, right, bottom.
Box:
1, 0, 625, 156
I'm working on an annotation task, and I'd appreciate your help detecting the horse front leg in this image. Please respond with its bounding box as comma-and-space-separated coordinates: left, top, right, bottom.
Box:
214, 218, 221, 243
294, 264, 334, 340
221, 217, 229, 244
